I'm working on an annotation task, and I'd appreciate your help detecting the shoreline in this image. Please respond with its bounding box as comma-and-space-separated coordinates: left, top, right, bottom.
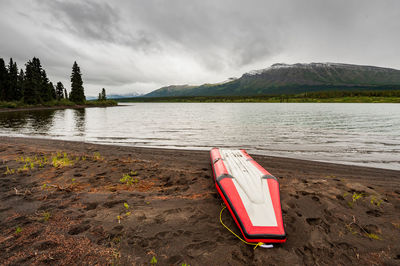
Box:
2, 135, 399, 172
0, 104, 119, 113
1, 137, 399, 264
3, 136, 400, 176
117, 96, 400, 103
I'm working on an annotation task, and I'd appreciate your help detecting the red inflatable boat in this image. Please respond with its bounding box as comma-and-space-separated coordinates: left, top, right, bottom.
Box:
210, 148, 286, 243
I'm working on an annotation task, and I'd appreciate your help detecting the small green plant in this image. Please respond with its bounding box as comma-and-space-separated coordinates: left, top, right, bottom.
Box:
370, 196, 383, 207
123, 203, 131, 217
117, 215, 122, 224
42, 183, 48, 190
4, 166, 15, 175
120, 173, 134, 185
15, 226, 22, 234
93, 152, 104, 161
352, 192, 363, 202
17, 163, 30, 172
150, 256, 158, 264
182, 263, 190, 266
52, 152, 74, 168
130, 170, 138, 176
42, 212, 51, 222
347, 192, 364, 207
82, 155, 86, 161
365, 233, 380, 240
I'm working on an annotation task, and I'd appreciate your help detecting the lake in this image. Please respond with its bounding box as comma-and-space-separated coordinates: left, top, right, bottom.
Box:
1, 103, 399, 170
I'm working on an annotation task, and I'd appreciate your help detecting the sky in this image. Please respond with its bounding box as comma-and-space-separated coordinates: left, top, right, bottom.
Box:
1, 0, 399, 96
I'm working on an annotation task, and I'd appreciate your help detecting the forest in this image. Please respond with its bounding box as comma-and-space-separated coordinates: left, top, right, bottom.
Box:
0, 57, 116, 108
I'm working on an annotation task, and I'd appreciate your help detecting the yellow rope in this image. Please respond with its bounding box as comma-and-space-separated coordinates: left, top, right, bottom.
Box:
219, 206, 264, 250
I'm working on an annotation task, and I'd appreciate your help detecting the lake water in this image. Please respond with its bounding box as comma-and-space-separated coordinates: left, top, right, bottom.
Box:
0, 103, 400, 170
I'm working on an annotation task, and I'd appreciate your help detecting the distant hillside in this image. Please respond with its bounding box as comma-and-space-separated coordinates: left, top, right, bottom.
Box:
107, 92, 144, 99
87, 92, 143, 100
145, 63, 400, 97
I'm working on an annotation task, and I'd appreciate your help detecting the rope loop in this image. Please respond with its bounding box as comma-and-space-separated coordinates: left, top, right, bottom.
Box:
219, 205, 265, 250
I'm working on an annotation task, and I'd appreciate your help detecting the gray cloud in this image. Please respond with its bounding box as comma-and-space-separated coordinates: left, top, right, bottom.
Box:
41, 1, 118, 41
0, 0, 399, 96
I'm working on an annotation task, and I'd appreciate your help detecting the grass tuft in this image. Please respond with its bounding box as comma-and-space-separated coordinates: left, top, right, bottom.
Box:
4, 166, 15, 175
93, 152, 104, 161
15, 226, 22, 234
120, 173, 137, 185
42, 212, 51, 222
150, 256, 158, 264
365, 233, 381, 240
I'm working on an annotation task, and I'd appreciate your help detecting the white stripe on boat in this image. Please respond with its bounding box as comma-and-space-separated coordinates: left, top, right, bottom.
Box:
220, 149, 277, 227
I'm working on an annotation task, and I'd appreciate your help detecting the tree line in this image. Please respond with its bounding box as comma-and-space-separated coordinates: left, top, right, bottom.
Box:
0, 57, 86, 104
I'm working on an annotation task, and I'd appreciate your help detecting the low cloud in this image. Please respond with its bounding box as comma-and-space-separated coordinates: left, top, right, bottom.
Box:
0, 0, 399, 96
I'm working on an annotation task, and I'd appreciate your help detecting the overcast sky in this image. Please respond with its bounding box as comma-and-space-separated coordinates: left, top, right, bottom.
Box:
1, 0, 399, 96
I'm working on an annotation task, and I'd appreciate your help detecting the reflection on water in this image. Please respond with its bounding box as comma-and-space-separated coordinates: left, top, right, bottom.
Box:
73, 109, 86, 133
0, 103, 400, 170
0, 108, 86, 136
0, 111, 29, 128
30, 110, 56, 132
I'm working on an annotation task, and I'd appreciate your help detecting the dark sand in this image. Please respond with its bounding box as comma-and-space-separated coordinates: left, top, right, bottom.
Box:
0, 137, 399, 265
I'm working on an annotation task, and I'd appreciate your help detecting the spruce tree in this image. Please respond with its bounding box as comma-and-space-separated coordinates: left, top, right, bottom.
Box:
24, 57, 42, 104
17, 69, 24, 101
40, 69, 52, 102
56, 82, 65, 99
49, 82, 56, 100
0, 58, 7, 101
101, 88, 106, 100
7, 58, 19, 101
70, 61, 85, 104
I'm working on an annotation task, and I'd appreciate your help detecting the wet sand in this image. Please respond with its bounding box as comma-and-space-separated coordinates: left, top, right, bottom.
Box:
0, 137, 399, 265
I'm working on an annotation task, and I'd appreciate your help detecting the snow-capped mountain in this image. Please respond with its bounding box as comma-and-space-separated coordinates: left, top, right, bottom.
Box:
146, 63, 400, 97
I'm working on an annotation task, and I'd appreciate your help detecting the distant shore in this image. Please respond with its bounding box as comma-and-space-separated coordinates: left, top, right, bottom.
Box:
0, 136, 399, 264
117, 95, 400, 103
0, 100, 118, 113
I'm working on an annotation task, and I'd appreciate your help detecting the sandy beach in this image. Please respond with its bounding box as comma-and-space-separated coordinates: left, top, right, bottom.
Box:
0, 136, 399, 265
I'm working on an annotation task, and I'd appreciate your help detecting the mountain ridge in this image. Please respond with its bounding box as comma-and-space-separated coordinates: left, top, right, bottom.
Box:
145, 62, 400, 97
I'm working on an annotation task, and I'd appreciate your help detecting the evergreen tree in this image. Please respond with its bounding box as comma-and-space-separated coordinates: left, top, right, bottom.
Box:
49, 82, 56, 100
17, 69, 24, 101
23, 57, 43, 104
39, 69, 53, 102
55, 81, 65, 99
7, 59, 19, 101
0, 58, 7, 101
98, 93, 102, 101
101, 88, 106, 100
70, 61, 85, 103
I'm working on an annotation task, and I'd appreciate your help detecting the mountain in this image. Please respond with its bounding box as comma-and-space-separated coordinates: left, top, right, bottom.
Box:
145, 63, 400, 97
87, 92, 143, 100
107, 92, 144, 99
